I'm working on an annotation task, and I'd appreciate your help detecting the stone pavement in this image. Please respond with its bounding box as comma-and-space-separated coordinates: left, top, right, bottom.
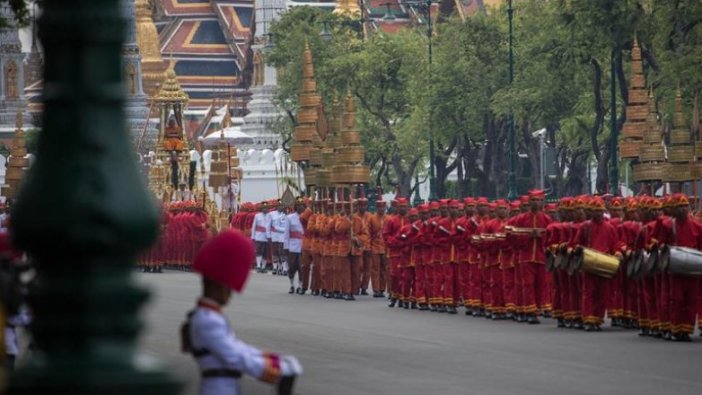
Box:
137, 271, 702, 395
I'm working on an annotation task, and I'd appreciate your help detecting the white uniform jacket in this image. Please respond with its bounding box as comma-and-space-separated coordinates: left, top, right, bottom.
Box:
270, 211, 287, 243
250, 212, 269, 243
189, 298, 302, 395
283, 213, 304, 254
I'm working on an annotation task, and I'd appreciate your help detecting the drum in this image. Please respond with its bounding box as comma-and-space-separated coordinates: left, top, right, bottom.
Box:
628, 250, 645, 278
662, 246, 702, 277
643, 248, 659, 276
573, 247, 620, 279
546, 250, 556, 272
555, 251, 568, 270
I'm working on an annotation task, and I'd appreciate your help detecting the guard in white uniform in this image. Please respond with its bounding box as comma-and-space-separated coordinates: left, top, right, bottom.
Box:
185, 230, 302, 395
4, 308, 31, 370
269, 202, 286, 275
250, 202, 270, 273
284, 198, 305, 294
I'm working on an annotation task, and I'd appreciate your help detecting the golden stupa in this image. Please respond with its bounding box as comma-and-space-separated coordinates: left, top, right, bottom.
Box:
620, 37, 647, 160
633, 88, 664, 182
135, 0, 166, 96
663, 86, 694, 183
331, 90, 369, 185
291, 42, 323, 187
2, 112, 30, 200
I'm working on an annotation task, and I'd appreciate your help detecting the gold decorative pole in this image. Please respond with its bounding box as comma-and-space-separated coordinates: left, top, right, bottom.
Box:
1, 112, 29, 200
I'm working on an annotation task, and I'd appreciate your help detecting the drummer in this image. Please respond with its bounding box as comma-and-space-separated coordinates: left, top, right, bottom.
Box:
571, 197, 620, 332
649, 193, 702, 342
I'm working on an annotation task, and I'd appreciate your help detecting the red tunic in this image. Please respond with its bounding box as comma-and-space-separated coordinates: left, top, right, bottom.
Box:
512, 211, 553, 264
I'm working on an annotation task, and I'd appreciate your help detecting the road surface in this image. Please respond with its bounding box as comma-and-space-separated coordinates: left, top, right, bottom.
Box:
138, 270, 702, 395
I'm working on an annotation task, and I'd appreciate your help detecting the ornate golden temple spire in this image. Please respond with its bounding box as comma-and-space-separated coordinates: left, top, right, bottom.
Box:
2, 111, 30, 199
135, 0, 166, 96
291, 41, 326, 189
664, 84, 694, 183
154, 62, 189, 103
331, 89, 369, 185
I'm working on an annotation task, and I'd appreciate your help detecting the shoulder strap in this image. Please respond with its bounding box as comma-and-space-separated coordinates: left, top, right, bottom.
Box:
181, 309, 211, 357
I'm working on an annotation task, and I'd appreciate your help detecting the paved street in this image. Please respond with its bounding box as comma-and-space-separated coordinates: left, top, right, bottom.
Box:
138, 271, 702, 395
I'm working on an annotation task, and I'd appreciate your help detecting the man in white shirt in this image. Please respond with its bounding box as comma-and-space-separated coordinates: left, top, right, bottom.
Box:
284, 198, 305, 294
269, 200, 287, 276
250, 202, 270, 273
186, 230, 302, 395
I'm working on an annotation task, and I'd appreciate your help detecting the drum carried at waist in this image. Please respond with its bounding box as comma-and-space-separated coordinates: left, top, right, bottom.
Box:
659, 246, 702, 277
572, 247, 620, 279
628, 249, 659, 278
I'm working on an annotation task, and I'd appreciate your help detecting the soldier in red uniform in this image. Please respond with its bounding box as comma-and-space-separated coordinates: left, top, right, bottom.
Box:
334, 201, 355, 301
468, 198, 489, 316
415, 204, 432, 310
572, 197, 620, 332
398, 208, 421, 309
482, 199, 509, 319
436, 200, 461, 314
383, 198, 409, 307
457, 198, 478, 315
509, 190, 553, 324
650, 193, 702, 342
427, 201, 441, 311
501, 201, 521, 319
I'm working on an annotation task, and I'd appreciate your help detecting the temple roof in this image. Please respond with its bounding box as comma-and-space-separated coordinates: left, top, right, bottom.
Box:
157, 0, 253, 109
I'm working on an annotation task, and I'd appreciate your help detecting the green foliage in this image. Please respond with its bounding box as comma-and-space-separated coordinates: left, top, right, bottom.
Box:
268, 0, 702, 197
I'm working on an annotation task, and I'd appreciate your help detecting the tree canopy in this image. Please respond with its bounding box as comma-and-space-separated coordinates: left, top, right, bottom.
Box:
267, 1, 702, 198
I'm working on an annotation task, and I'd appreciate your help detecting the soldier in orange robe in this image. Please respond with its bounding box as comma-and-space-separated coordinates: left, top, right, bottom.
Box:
320, 201, 335, 298
368, 199, 388, 297
351, 199, 370, 296
299, 200, 315, 295
334, 201, 355, 301
383, 198, 409, 307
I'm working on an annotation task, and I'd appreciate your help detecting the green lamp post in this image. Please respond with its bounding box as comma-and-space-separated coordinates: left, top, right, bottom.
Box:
506, 0, 517, 200
8, 1, 181, 394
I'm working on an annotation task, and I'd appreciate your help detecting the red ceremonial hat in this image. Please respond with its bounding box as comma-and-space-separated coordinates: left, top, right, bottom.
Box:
396, 198, 409, 207
193, 230, 254, 293
408, 208, 419, 216
672, 193, 690, 207
610, 197, 624, 210
429, 201, 440, 210
510, 201, 521, 210
418, 204, 430, 213
463, 197, 476, 207
545, 203, 558, 213
588, 197, 606, 211
494, 199, 509, 209
529, 189, 546, 200
449, 199, 461, 209
559, 197, 573, 210
439, 199, 450, 208
520, 195, 529, 203
356, 198, 369, 206
476, 197, 489, 206
649, 198, 663, 210
376, 199, 387, 207
488, 203, 497, 210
